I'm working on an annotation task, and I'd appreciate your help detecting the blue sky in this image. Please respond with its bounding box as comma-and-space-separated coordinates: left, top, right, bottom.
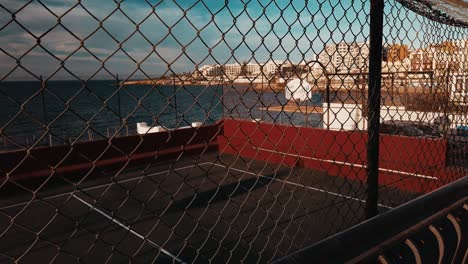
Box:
0, 0, 447, 81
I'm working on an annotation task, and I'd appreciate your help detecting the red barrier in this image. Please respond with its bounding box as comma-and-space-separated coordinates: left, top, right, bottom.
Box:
2, 118, 462, 193
218, 119, 460, 192
0, 123, 222, 182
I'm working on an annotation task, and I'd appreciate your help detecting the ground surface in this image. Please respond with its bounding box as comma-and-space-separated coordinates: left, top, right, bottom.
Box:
0, 152, 418, 264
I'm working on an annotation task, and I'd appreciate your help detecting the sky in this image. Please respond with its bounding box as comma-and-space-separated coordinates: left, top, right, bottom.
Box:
0, 0, 459, 81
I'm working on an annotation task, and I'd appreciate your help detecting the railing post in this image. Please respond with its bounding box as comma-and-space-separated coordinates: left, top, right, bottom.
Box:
174, 74, 178, 127
366, 0, 384, 219
40, 76, 48, 125
40, 76, 48, 148
117, 74, 122, 128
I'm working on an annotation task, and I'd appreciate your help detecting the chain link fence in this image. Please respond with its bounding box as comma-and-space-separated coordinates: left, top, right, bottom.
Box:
0, 0, 466, 263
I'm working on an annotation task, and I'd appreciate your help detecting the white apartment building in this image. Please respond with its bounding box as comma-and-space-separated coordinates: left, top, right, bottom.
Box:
194, 60, 282, 79
196, 64, 223, 77
317, 42, 369, 73
244, 63, 261, 76
223, 63, 242, 76
264, 61, 281, 74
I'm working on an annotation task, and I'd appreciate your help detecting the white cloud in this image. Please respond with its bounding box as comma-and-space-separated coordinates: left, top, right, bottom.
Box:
2, 0, 419, 80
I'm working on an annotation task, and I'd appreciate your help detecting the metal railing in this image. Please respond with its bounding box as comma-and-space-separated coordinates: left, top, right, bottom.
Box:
0, 125, 134, 152
275, 176, 467, 264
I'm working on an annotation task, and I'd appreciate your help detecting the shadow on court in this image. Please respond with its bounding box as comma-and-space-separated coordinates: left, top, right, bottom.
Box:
168, 174, 276, 213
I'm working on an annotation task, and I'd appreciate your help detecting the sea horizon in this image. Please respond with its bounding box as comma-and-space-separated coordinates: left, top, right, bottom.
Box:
0, 80, 324, 151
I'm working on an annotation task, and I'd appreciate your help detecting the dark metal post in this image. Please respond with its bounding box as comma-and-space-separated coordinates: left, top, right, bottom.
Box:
366, 0, 384, 219
326, 74, 330, 129
430, 71, 433, 93
391, 73, 394, 99
116, 74, 122, 129
40, 76, 48, 146
305, 96, 308, 127
40, 76, 47, 124
360, 73, 366, 129
174, 74, 178, 127
404, 73, 408, 106
305, 69, 309, 128
222, 76, 225, 119
261, 72, 264, 122
444, 68, 450, 135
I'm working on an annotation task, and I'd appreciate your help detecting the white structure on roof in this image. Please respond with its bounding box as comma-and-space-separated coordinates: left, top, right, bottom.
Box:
137, 122, 166, 134
322, 103, 467, 131
137, 122, 203, 135
285, 78, 312, 101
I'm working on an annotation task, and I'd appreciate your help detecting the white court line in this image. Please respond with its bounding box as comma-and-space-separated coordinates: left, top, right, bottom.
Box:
257, 147, 438, 180
0, 162, 212, 211
210, 162, 393, 209
72, 194, 186, 264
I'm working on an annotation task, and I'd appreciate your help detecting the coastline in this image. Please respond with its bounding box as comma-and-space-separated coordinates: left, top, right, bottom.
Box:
119, 79, 286, 92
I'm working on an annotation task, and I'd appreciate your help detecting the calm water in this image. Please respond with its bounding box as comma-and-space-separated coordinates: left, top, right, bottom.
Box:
0, 80, 323, 149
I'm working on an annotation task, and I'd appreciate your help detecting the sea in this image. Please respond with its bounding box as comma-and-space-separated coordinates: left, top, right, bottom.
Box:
0, 80, 324, 150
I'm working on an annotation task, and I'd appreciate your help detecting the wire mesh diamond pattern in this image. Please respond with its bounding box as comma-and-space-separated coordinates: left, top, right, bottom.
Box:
0, 0, 466, 263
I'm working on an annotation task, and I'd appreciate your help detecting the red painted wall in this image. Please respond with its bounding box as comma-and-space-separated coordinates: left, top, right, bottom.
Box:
218, 119, 461, 192
0, 123, 222, 182
1, 118, 462, 193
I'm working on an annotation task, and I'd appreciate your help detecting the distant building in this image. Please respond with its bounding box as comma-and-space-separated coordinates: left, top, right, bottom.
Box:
223, 63, 242, 77
441, 40, 467, 105
263, 60, 282, 76
381, 58, 411, 73
409, 39, 467, 105
196, 64, 223, 78
241, 61, 282, 77
409, 48, 433, 71
431, 40, 466, 74
384, 44, 409, 62
279, 63, 297, 78
194, 60, 282, 79
317, 41, 369, 73
242, 63, 261, 76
